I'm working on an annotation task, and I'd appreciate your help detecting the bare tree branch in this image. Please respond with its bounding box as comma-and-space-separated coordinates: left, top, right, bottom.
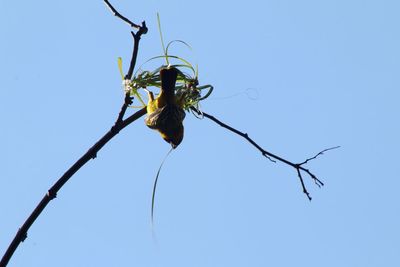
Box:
126, 26, 147, 80
104, 0, 148, 80
299, 146, 340, 166
191, 107, 339, 201
0, 107, 146, 267
104, 0, 140, 29
113, 92, 134, 131
1, 2, 148, 266
1, 1, 338, 265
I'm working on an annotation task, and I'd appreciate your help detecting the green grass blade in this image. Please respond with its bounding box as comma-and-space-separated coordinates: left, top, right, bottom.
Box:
157, 13, 169, 66
118, 57, 124, 80
166, 40, 192, 55
151, 147, 174, 225
198, 85, 214, 100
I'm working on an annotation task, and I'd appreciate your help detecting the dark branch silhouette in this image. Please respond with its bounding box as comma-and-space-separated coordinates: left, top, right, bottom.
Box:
0, 106, 147, 267
104, 0, 140, 29
104, 0, 147, 80
1, 1, 338, 266
0, 2, 147, 266
191, 107, 339, 200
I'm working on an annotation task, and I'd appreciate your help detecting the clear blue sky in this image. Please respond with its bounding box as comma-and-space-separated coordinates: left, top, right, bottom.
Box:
1, 0, 399, 266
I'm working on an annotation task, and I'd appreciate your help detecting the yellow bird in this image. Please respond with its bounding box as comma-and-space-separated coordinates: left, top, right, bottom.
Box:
145, 67, 186, 148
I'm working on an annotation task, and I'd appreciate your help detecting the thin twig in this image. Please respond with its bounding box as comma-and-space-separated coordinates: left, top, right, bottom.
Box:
191, 107, 339, 201
299, 146, 340, 165
104, 0, 140, 29
104, 0, 148, 80
1, 2, 148, 266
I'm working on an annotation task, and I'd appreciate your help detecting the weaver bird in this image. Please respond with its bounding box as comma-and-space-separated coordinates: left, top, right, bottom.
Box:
145, 67, 186, 148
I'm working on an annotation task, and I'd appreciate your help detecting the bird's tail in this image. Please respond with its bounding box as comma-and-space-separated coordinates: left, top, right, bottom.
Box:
160, 67, 178, 100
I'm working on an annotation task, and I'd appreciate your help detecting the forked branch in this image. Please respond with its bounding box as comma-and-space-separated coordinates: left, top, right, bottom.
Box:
191, 107, 339, 200
104, 0, 148, 80
0, 2, 148, 266
1, 1, 338, 266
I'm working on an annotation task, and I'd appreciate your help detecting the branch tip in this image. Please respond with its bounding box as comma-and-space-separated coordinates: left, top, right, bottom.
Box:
141, 21, 148, 34
300, 146, 340, 166
2, 3, 148, 266
104, 0, 140, 29
262, 152, 276, 163
194, 107, 337, 201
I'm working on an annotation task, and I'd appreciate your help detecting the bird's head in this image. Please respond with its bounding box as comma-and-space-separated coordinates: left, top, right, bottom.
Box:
161, 123, 184, 149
